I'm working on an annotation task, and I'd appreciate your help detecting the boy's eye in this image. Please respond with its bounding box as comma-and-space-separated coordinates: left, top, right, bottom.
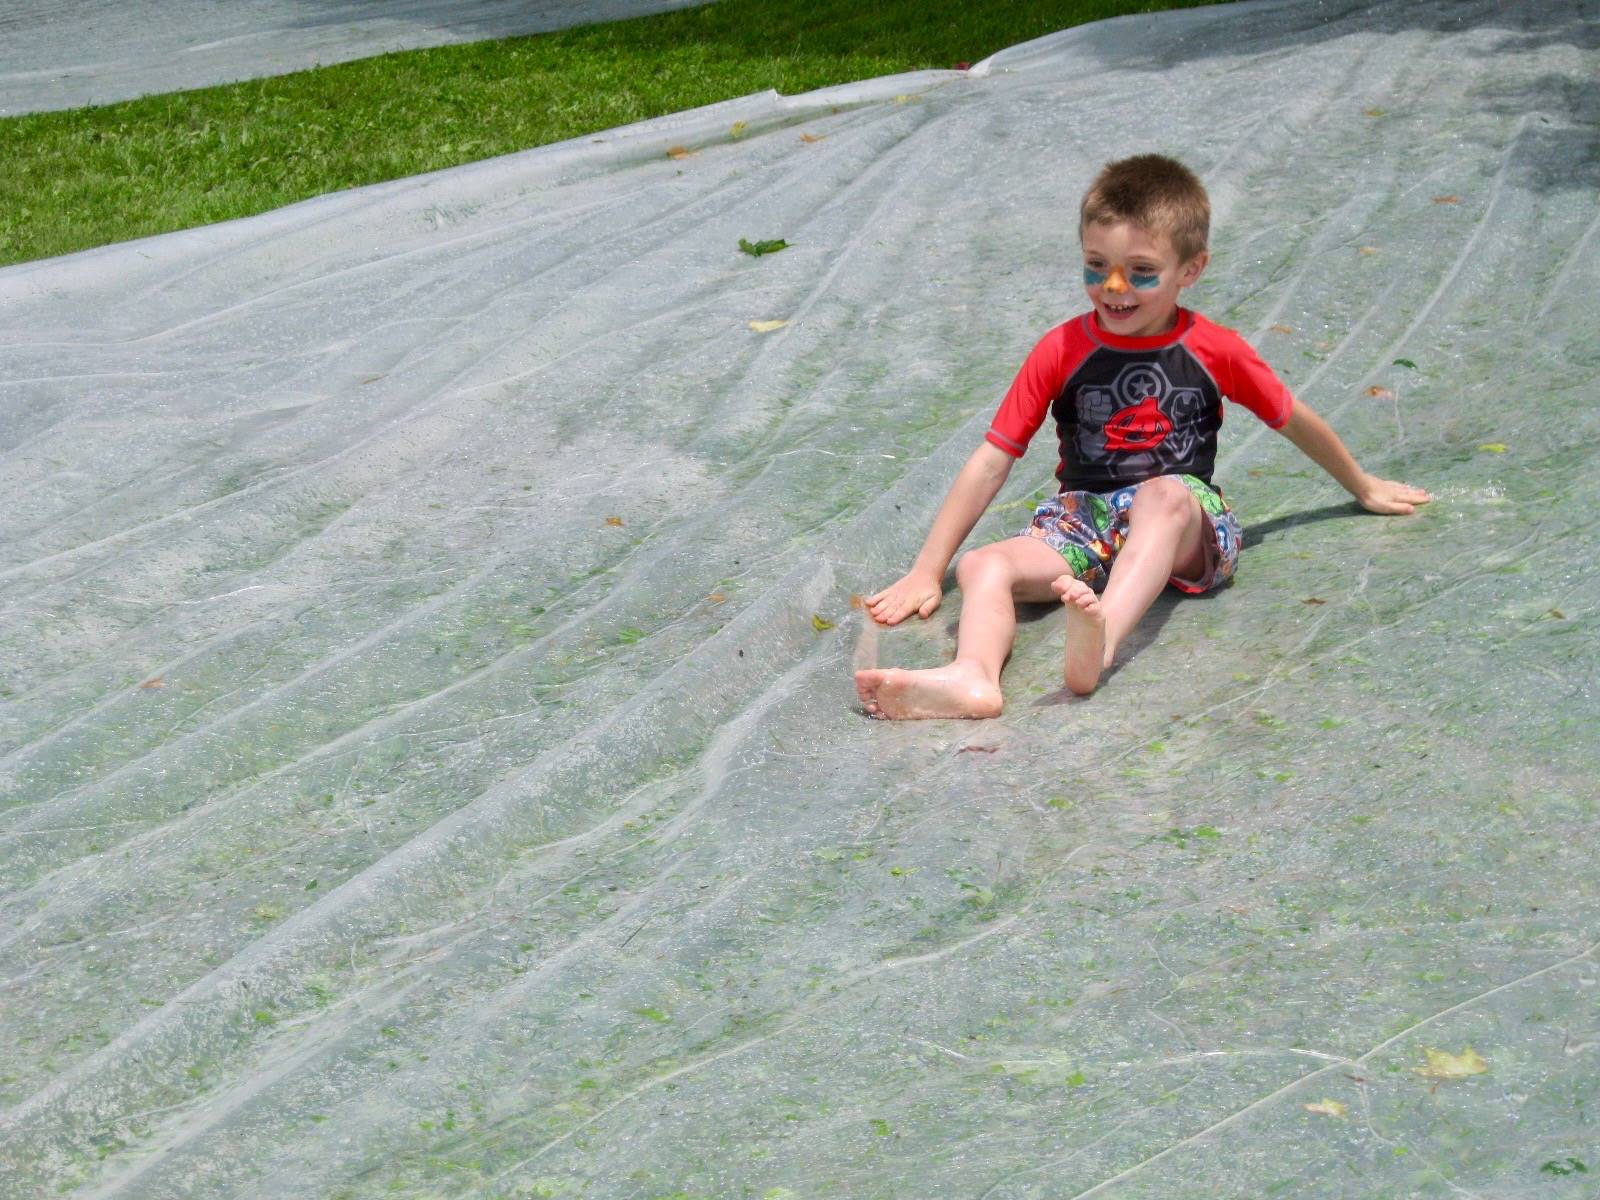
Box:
1083, 267, 1108, 285
1129, 272, 1161, 289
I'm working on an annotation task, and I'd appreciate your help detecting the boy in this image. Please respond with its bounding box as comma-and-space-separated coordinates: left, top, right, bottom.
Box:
855, 154, 1429, 720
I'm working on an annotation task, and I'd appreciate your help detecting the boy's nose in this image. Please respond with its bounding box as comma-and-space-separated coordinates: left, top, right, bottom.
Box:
1103, 266, 1130, 293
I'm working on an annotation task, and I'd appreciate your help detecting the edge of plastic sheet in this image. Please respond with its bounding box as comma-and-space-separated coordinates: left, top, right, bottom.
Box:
0, 68, 967, 298
968, 0, 1313, 77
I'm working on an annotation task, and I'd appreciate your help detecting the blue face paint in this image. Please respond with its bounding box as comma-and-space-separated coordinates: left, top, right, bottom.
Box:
1083, 267, 1162, 289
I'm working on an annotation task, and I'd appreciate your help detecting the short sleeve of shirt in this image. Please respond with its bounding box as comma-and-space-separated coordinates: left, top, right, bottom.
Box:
986, 325, 1074, 458
1188, 315, 1294, 429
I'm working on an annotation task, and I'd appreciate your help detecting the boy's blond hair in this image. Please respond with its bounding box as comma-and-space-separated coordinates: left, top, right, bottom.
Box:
1080, 155, 1210, 263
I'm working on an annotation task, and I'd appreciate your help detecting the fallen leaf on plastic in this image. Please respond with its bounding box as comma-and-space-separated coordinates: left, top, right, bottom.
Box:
1366, 386, 1395, 399
799, 133, 825, 144
1414, 1046, 1488, 1080
739, 237, 790, 257
605, 516, 625, 527
893, 94, 919, 104
1363, 106, 1385, 117
811, 614, 835, 632
849, 594, 866, 609
1478, 442, 1507, 453
1433, 194, 1461, 204
1541, 1158, 1589, 1177
959, 745, 999, 754
1549, 609, 1566, 620
666, 145, 697, 160
1304, 1099, 1348, 1117
707, 593, 727, 604
1393, 357, 1417, 369
1303, 597, 1326, 606
748, 319, 789, 332
1358, 246, 1379, 256
359, 374, 385, 385
139, 676, 165, 690
1269, 323, 1294, 334
729, 121, 747, 137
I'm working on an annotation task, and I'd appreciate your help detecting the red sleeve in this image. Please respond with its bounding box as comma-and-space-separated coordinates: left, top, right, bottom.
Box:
986, 323, 1076, 457
1187, 315, 1294, 429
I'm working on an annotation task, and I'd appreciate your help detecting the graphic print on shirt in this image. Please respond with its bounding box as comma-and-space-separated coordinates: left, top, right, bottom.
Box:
1076, 360, 1206, 471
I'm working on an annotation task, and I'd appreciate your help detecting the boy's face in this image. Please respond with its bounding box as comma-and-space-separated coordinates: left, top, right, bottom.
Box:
1080, 220, 1208, 338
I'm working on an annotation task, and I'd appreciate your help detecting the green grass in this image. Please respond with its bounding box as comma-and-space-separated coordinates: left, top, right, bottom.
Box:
0, 0, 1210, 267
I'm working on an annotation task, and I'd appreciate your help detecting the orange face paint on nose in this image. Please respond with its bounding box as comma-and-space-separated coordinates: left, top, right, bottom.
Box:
1103, 265, 1131, 293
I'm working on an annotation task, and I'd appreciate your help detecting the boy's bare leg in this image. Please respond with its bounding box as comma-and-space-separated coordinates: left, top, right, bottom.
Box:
1052, 477, 1206, 695
856, 537, 1068, 719
1053, 579, 1107, 695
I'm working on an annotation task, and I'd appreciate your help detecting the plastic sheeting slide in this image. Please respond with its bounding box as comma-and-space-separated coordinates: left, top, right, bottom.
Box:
0, 0, 715, 115
2, 1, 1598, 1196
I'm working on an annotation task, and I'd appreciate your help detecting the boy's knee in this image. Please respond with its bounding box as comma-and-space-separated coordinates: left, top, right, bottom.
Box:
1131, 476, 1198, 525
956, 545, 1013, 590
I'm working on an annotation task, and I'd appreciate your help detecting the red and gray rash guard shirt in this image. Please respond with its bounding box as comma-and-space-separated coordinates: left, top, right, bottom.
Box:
986, 309, 1294, 493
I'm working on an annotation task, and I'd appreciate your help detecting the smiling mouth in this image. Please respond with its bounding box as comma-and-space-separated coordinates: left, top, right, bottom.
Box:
1103, 301, 1138, 317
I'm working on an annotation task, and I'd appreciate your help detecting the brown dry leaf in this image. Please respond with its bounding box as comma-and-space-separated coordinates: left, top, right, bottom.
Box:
1549, 609, 1567, 620
1367, 386, 1396, 400
1363, 107, 1385, 118
1270, 323, 1294, 334
748, 319, 789, 333
849, 594, 865, 610
359, 374, 385, 385
139, 675, 165, 690
666, 145, 697, 161
605, 516, 625, 527
959, 745, 1000, 754
707, 593, 727, 604
1414, 1046, 1488, 1080
1304, 1099, 1349, 1117
1357, 246, 1379, 256
1433, 194, 1461, 204
1303, 597, 1327, 606
799, 133, 825, 144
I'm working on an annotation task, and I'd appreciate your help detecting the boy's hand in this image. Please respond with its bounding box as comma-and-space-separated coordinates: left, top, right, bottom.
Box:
1356, 474, 1432, 515
866, 571, 943, 625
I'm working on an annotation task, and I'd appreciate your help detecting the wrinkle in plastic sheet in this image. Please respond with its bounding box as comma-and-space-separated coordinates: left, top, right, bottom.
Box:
2, 1, 1598, 1196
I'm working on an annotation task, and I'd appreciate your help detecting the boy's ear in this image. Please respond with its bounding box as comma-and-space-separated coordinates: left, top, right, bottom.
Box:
1179, 250, 1210, 287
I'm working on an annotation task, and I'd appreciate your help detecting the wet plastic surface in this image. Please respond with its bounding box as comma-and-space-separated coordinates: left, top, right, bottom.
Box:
2, 1, 1598, 1196
0, 0, 714, 115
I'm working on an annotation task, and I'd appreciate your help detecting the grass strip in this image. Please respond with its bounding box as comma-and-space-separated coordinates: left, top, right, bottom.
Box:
1, 0, 1210, 266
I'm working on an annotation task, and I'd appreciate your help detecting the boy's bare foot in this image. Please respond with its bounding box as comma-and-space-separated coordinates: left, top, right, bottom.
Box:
1052, 575, 1106, 695
854, 664, 1002, 720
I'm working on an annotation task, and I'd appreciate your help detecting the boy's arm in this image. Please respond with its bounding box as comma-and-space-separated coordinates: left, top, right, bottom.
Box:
1277, 397, 1431, 514
866, 442, 1016, 625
